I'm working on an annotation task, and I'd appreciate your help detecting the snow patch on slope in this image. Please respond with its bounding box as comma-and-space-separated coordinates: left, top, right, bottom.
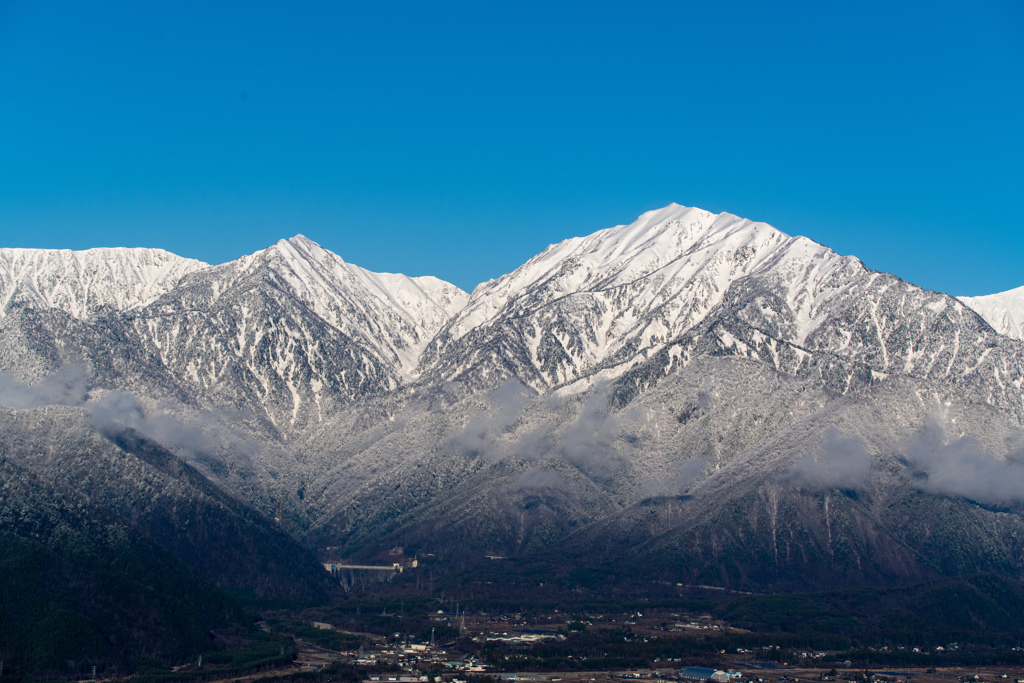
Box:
960, 285, 1024, 341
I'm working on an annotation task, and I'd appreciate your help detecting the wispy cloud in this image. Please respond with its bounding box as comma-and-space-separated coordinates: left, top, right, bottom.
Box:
446, 378, 532, 460
517, 466, 565, 491
783, 429, 874, 491
904, 415, 1024, 504
511, 430, 554, 462
0, 366, 89, 409
560, 389, 621, 482
641, 457, 707, 497
0, 367, 258, 470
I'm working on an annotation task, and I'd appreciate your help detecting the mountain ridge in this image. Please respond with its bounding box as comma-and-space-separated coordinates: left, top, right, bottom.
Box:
2, 207, 1021, 427
1, 204, 1023, 600
0, 246, 207, 319
4, 209, 1018, 371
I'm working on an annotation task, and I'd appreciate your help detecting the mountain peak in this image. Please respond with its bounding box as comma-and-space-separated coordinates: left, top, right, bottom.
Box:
282, 234, 324, 253
262, 234, 337, 266
425, 204, 864, 393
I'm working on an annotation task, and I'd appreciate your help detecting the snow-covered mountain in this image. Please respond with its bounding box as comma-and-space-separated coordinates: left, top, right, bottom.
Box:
146, 235, 465, 376
420, 204, 1022, 417
0, 246, 207, 318
960, 285, 1024, 341
126, 235, 467, 428
0, 236, 468, 429
3, 205, 1024, 596
268, 205, 1024, 589
8, 213, 1017, 417
423, 204, 854, 391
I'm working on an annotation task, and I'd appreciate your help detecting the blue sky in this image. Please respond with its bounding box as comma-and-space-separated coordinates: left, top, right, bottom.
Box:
1, 1, 1021, 295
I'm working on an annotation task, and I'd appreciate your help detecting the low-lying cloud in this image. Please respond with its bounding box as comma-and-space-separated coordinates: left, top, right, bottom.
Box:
560, 389, 621, 482
0, 366, 89, 409
905, 416, 1024, 504
511, 430, 554, 462
0, 367, 258, 471
642, 457, 707, 497
781, 414, 1024, 505
784, 429, 873, 491
517, 466, 565, 491
444, 381, 630, 484
446, 378, 533, 460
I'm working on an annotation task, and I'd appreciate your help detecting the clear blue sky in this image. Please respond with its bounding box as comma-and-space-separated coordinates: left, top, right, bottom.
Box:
1, 1, 1021, 295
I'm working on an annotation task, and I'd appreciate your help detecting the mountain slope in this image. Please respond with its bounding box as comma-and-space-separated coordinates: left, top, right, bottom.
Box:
420, 205, 832, 391
0, 453, 247, 677
0, 404, 333, 602
265, 205, 1024, 591
298, 351, 1024, 591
